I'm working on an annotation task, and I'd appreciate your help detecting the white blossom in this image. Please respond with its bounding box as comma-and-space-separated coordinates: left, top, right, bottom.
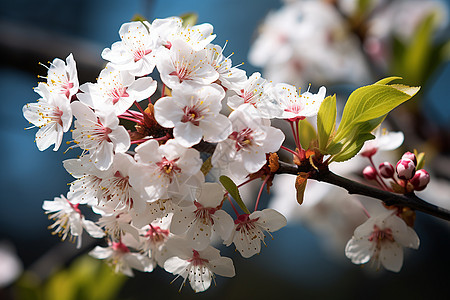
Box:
89, 241, 153, 276
38, 53, 79, 99
345, 210, 420, 272
164, 239, 235, 293
154, 83, 232, 147
101, 21, 157, 76
77, 65, 157, 116
170, 182, 234, 250
70, 101, 130, 170
225, 209, 287, 258
23, 83, 72, 151
212, 104, 285, 178
43, 194, 104, 248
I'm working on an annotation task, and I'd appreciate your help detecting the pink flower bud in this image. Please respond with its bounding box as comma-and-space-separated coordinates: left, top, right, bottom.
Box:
396, 159, 416, 180
363, 166, 377, 180
410, 169, 430, 191
401, 152, 417, 165
379, 162, 394, 178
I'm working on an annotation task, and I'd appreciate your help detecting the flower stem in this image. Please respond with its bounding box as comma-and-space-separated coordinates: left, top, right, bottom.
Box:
254, 175, 270, 211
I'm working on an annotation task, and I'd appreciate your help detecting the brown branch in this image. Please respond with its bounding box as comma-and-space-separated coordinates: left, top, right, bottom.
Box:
277, 160, 450, 221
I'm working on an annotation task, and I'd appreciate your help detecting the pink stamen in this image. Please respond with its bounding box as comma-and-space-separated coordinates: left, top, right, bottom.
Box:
188, 250, 209, 266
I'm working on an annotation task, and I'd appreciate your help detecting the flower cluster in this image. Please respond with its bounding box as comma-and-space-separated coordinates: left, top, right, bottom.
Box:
363, 150, 430, 194
21, 16, 332, 292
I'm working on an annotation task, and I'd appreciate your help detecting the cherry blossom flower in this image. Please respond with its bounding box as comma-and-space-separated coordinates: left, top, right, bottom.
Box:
63, 156, 105, 205
212, 104, 285, 178
164, 239, 235, 293
156, 39, 219, 89
204, 43, 247, 91
152, 17, 216, 51
345, 210, 420, 272
89, 240, 153, 276
38, 53, 79, 99
139, 216, 174, 267
170, 182, 234, 250
97, 153, 143, 211
96, 207, 140, 242
272, 83, 326, 121
70, 101, 130, 170
129, 139, 202, 201
224, 209, 287, 258
227, 72, 282, 119
154, 83, 232, 147
23, 83, 72, 151
43, 194, 104, 248
102, 21, 157, 77
77, 65, 157, 116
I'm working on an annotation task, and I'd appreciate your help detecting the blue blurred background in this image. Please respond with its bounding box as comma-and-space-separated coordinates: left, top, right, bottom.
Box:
1, 0, 450, 299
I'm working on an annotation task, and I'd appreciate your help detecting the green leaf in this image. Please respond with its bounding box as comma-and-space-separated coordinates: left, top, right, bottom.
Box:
331, 115, 385, 162
298, 119, 317, 150
317, 94, 336, 151
332, 133, 375, 162
414, 150, 426, 170
335, 80, 419, 142
375, 76, 402, 85
219, 175, 250, 214
180, 13, 198, 27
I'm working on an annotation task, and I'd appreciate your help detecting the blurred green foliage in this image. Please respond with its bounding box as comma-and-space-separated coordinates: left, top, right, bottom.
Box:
13, 255, 127, 300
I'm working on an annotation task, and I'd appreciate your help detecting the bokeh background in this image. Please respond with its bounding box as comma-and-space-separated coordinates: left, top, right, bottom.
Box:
1, 0, 450, 299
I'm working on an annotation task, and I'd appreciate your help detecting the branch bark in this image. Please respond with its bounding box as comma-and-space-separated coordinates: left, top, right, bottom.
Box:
277, 160, 450, 221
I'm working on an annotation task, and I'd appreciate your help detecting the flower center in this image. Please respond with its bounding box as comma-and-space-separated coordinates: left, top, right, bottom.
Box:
234, 214, 259, 231
229, 128, 254, 151
368, 225, 395, 245
156, 157, 181, 177
109, 87, 130, 105
181, 106, 203, 125
145, 225, 170, 243
188, 250, 209, 266
112, 241, 130, 253
133, 49, 152, 62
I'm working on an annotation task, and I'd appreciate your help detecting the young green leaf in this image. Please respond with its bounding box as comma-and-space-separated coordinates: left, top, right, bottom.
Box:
334, 80, 419, 142
219, 175, 250, 214
180, 12, 198, 27
298, 119, 317, 150
317, 94, 336, 151
375, 76, 403, 85
332, 133, 375, 162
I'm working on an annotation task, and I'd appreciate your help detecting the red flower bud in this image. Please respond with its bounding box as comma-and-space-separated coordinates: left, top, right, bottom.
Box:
410, 169, 430, 191
379, 162, 394, 178
363, 166, 377, 180
401, 152, 417, 166
396, 159, 416, 180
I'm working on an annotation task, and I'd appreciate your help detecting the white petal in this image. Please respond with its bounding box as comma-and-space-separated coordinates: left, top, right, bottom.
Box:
380, 242, 403, 272
170, 207, 196, 235
211, 210, 234, 241
252, 209, 287, 232
345, 237, 373, 264
89, 246, 113, 259
173, 122, 203, 147
208, 256, 235, 278
82, 220, 105, 238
